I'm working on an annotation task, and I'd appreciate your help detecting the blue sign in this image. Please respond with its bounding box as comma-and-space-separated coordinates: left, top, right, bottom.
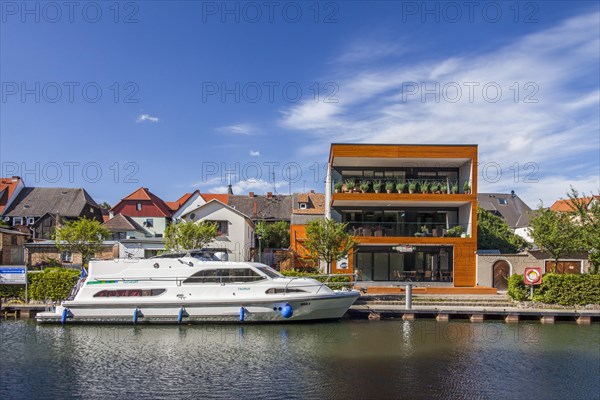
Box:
0, 266, 27, 284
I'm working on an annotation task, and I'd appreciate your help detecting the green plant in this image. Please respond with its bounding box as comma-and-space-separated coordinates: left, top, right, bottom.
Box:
419, 180, 430, 193
303, 219, 357, 274
407, 181, 417, 193
359, 180, 370, 192
507, 274, 529, 301
507, 273, 600, 305
446, 225, 465, 237
463, 180, 471, 193
440, 182, 448, 193
396, 181, 407, 193
334, 181, 343, 192
165, 220, 219, 251
385, 181, 395, 192
256, 220, 290, 248
372, 180, 383, 192
345, 179, 355, 191
54, 217, 110, 267
451, 181, 459, 194
430, 181, 440, 193
28, 268, 81, 301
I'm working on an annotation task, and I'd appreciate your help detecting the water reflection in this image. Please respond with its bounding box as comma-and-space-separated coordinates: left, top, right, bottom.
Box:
1, 320, 598, 399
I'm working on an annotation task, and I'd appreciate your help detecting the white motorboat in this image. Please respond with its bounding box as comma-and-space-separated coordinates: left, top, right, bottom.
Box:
36, 257, 360, 324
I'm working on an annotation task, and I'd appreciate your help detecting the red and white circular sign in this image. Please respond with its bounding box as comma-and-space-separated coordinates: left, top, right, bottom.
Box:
524, 267, 542, 285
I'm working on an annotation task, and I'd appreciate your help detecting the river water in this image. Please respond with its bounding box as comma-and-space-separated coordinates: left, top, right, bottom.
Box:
1, 320, 598, 399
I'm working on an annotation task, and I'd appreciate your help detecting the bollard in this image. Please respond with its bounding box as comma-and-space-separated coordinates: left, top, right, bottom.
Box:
405, 283, 413, 310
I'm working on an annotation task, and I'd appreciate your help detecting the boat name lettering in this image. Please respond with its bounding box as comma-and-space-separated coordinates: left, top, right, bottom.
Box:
237, 287, 250, 291
123, 280, 139, 284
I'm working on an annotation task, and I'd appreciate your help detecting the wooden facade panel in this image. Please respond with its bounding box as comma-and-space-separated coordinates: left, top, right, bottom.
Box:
330, 144, 477, 161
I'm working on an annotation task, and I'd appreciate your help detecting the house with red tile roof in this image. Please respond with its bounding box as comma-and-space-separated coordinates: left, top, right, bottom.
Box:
550, 196, 600, 213
169, 191, 230, 221
110, 187, 173, 237
0, 176, 25, 217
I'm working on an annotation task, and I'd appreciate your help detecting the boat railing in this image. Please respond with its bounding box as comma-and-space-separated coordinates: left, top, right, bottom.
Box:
283, 273, 358, 294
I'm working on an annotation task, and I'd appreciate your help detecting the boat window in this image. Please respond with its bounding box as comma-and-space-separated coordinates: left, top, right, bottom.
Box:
93, 289, 166, 297
257, 266, 284, 278
183, 268, 266, 284
265, 288, 307, 294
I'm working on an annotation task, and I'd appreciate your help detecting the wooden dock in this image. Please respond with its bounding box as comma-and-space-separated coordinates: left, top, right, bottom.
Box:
349, 304, 600, 324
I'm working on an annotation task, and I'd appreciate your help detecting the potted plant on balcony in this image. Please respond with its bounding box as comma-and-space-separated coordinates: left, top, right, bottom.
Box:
396, 181, 406, 193
345, 179, 355, 193
450, 181, 459, 194
372, 180, 383, 193
385, 181, 395, 193
463, 180, 471, 194
360, 180, 370, 193
446, 225, 464, 237
430, 181, 440, 194
440, 182, 448, 194
334, 181, 343, 193
419, 180, 430, 194
407, 180, 416, 194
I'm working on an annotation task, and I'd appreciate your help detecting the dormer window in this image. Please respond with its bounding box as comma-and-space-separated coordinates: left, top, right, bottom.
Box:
299, 203, 307, 210
14, 217, 23, 225
498, 198, 508, 205
136, 203, 142, 211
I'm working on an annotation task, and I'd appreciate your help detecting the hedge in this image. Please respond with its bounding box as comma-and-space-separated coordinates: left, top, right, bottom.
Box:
0, 268, 80, 302
280, 270, 352, 290
508, 273, 600, 306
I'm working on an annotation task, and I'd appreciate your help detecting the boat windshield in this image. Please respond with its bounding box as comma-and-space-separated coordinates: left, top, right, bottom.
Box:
257, 266, 284, 278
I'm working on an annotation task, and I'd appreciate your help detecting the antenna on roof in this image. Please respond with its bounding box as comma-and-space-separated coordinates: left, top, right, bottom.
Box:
272, 171, 277, 195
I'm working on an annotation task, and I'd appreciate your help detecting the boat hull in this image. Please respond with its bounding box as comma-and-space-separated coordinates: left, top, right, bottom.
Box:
36, 292, 359, 324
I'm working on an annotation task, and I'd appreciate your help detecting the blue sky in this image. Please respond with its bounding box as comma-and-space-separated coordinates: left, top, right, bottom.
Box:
1, 1, 598, 208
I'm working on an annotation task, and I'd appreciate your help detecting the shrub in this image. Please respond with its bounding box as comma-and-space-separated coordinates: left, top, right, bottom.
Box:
507, 274, 529, 301
0, 285, 25, 300
507, 273, 600, 305
29, 268, 81, 301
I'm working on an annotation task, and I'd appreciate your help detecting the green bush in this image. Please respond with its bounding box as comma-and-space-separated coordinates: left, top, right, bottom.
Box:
29, 268, 81, 301
507, 274, 530, 301
508, 273, 600, 305
280, 269, 352, 290
0, 285, 25, 300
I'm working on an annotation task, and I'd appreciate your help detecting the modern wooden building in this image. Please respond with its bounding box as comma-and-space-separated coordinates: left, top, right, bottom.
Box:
325, 143, 478, 287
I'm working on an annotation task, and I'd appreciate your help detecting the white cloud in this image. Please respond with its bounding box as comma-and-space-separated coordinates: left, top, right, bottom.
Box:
136, 113, 159, 123
279, 12, 600, 205
217, 124, 257, 135
249, 150, 260, 157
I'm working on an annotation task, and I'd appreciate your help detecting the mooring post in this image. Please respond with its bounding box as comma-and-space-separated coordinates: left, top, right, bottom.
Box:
405, 283, 413, 310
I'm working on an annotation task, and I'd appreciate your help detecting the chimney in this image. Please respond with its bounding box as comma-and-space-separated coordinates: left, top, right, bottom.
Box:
11, 176, 20, 182
511, 190, 516, 198
267, 192, 273, 199
253, 201, 257, 218
248, 192, 254, 198
310, 190, 315, 194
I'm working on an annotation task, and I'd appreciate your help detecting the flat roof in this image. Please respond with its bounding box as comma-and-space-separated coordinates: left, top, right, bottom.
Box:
330, 143, 478, 147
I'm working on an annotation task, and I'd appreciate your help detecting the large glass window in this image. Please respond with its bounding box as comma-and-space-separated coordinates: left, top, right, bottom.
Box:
356, 246, 453, 282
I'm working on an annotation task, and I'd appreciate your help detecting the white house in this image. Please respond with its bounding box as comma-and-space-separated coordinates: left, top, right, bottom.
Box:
180, 199, 255, 262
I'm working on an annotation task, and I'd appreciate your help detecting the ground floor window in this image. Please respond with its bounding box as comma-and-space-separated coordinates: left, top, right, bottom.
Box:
355, 246, 453, 282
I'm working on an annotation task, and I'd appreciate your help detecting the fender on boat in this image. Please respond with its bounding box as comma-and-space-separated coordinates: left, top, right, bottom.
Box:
178, 307, 186, 323
133, 308, 139, 324
281, 303, 293, 319
60, 308, 69, 324
239, 306, 246, 322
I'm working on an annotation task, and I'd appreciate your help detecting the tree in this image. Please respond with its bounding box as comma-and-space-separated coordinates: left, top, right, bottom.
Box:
255, 220, 290, 249
99, 201, 111, 210
529, 205, 581, 271
477, 207, 529, 253
54, 217, 110, 267
164, 220, 218, 251
303, 218, 357, 274
565, 187, 600, 273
